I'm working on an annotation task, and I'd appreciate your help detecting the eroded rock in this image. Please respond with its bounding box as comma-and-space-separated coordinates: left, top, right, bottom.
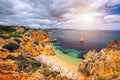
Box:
79, 40, 120, 80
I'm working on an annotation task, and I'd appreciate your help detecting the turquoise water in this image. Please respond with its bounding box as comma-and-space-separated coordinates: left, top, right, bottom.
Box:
52, 45, 82, 65
53, 44, 87, 58
50, 30, 120, 59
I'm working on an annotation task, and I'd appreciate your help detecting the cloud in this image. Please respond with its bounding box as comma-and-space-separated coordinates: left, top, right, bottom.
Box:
107, 0, 120, 6
0, 0, 120, 29
103, 15, 120, 27
104, 15, 120, 21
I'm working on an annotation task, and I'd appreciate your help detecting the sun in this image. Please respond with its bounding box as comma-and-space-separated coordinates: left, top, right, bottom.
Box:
81, 13, 95, 24
82, 14, 93, 22
72, 11, 101, 25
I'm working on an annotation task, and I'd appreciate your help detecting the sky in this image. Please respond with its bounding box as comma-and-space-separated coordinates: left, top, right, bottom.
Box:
0, 0, 120, 30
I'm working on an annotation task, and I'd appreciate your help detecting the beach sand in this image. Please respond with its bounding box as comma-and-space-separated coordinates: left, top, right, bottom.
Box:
37, 49, 84, 79
48, 51, 85, 80
48, 50, 82, 74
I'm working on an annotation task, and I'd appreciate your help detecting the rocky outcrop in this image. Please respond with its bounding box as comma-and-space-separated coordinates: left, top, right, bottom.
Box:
0, 25, 72, 80
106, 40, 120, 50
0, 25, 55, 57
0, 25, 59, 80
19, 29, 55, 56
79, 40, 120, 80
0, 59, 29, 80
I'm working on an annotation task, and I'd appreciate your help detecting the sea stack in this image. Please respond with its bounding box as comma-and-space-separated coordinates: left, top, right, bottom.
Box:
80, 37, 84, 43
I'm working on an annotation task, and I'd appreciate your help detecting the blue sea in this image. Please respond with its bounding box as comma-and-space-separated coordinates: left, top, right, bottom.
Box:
50, 30, 120, 59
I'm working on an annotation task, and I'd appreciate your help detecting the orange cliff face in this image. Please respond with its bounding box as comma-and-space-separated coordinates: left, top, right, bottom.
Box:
0, 26, 55, 57
20, 30, 55, 56
79, 40, 120, 80
0, 25, 56, 80
0, 59, 30, 80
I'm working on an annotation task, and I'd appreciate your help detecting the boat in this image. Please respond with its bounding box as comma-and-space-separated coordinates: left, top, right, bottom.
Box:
80, 37, 84, 42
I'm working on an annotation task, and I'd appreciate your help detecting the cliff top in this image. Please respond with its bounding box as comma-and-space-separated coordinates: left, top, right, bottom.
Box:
79, 40, 120, 80
106, 40, 120, 50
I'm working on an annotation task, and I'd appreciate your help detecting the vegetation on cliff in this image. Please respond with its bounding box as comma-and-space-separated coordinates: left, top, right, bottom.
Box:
3, 43, 20, 52
0, 25, 70, 80
1, 25, 119, 80
79, 40, 120, 80
3, 55, 41, 73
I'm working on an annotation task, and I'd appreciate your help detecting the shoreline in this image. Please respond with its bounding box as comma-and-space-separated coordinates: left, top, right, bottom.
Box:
52, 49, 82, 73
35, 48, 83, 79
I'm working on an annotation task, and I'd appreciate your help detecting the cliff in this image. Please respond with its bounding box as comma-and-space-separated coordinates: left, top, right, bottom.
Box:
0, 25, 55, 57
0, 25, 70, 80
79, 40, 120, 80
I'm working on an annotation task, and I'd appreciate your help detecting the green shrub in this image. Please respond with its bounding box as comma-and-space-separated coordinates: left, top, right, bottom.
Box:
34, 41, 39, 45
3, 55, 16, 60
17, 60, 41, 73
21, 27, 30, 34
0, 27, 16, 32
44, 71, 58, 78
14, 39, 22, 43
0, 35, 11, 39
8, 32, 22, 38
0, 32, 22, 39
2, 43, 20, 52
14, 56, 41, 73
3, 55, 26, 60
31, 61, 41, 67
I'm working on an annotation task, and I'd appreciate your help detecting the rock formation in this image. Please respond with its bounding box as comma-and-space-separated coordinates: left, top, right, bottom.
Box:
79, 40, 120, 80
1, 25, 119, 80
0, 25, 55, 57
0, 25, 70, 80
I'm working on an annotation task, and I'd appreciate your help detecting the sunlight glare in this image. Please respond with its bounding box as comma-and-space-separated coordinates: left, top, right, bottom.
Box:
81, 13, 95, 24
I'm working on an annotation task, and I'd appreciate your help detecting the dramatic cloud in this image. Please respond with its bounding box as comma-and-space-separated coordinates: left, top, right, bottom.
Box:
0, 0, 120, 29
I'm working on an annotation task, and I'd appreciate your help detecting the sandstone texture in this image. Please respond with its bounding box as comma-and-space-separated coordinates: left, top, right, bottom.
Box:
79, 40, 120, 80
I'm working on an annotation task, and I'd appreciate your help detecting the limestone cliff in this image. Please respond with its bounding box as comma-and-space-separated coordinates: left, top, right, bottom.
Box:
0, 25, 55, 57
0, 25, 70, 80
79, 40, 120, 80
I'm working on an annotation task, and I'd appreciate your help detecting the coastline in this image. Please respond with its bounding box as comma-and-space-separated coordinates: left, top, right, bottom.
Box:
35, 48, 82, 79
49, 48, 82, 73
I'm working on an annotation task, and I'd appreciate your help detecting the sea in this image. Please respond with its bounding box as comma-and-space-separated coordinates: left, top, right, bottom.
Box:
50, 30, 120, 59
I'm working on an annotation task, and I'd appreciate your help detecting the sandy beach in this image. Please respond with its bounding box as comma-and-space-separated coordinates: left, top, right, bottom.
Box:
48, 53, 88, 80
48, 54, 81, 74
35, 48, 83, 79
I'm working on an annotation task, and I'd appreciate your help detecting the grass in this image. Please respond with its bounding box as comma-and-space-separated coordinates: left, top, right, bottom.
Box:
17, 59, 41, 73
0, 32, 22, 39
3, 55, 41, 73
0, 26, 30, 39
15, 55, 41, 73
